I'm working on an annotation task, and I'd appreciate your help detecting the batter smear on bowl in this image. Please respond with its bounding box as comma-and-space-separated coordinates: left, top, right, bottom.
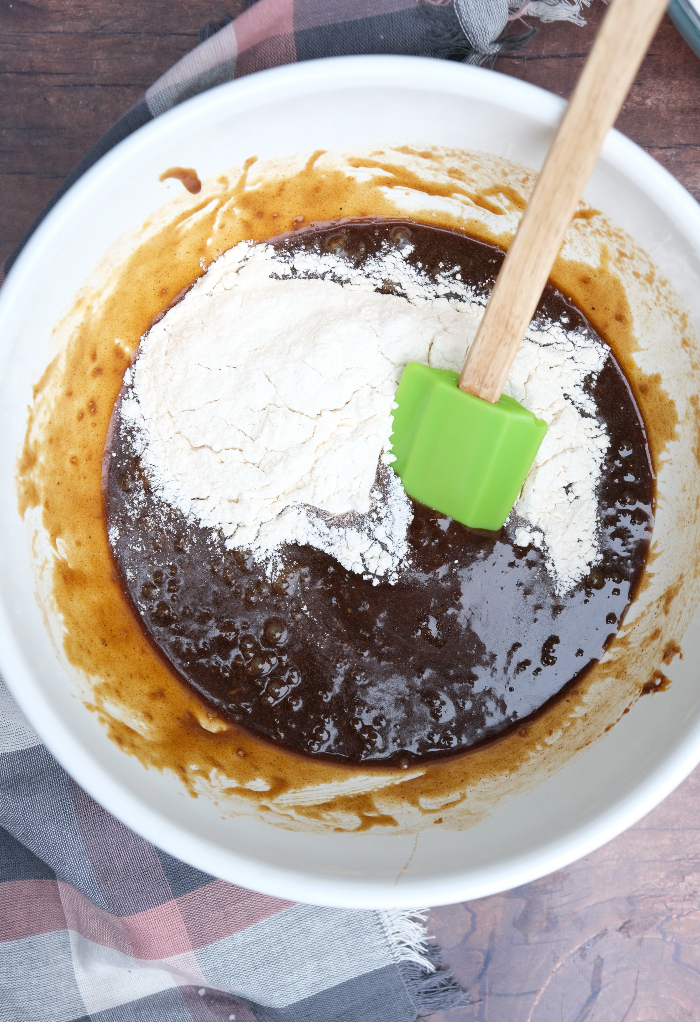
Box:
104, 220, 653, 767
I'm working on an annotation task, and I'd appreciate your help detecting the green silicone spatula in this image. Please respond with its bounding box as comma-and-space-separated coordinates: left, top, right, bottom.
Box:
390, 0, 669, 532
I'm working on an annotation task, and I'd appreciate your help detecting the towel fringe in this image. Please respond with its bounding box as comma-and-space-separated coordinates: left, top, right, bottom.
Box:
379, 910, 469, 1016
379, 909, 435, 972
512, 0, 592, 27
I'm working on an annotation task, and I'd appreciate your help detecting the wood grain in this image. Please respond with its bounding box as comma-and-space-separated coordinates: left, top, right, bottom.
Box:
0, 0, 247, 265
429, 765, 700, 1020
3, 2, 700, 268
494, 3, 700, 196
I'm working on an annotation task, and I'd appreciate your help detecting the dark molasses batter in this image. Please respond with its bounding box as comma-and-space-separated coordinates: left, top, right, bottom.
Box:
104, 221, 653, 767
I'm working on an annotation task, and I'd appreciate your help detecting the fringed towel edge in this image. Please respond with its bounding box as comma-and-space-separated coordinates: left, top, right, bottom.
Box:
379, 910, 469, 1017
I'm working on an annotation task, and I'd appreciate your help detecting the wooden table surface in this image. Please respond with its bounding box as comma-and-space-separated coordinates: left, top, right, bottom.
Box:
3, 3, 700, 1018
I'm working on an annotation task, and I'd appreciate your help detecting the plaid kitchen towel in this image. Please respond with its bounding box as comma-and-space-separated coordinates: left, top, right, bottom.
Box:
2, 0, 591, 280
0, 676, 464, 1022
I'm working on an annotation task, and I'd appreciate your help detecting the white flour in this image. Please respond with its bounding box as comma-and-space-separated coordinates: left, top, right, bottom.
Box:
120, 238, 609, 592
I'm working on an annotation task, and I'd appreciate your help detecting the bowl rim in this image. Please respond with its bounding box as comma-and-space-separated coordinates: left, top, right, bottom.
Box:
3, 53, 700, 908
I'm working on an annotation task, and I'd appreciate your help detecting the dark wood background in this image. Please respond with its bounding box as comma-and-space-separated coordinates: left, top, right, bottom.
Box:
3, 2, 700, 1018
3, 1, 700, 266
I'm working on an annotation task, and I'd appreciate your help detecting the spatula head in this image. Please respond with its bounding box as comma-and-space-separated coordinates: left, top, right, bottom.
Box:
390, 362, 547, 531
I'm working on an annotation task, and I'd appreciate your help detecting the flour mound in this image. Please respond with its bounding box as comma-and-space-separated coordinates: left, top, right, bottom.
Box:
121, 239, 610, 591
503, 321, 609, 591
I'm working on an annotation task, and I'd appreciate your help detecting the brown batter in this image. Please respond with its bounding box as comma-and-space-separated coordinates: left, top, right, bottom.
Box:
104, 220, 653, 767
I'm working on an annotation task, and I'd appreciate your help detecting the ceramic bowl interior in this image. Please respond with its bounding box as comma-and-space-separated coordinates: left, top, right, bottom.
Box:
2, 56, 700, 908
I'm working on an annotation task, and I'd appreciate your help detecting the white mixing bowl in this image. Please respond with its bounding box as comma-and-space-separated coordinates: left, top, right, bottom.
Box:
2, 55, 700, 909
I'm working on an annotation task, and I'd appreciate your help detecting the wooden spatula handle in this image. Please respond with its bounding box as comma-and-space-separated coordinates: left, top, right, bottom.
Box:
459, 0, 669, 403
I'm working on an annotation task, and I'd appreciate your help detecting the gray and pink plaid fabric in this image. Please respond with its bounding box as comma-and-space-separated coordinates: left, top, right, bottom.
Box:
0, 676, 463, 1020
2, 1, 591, 1017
